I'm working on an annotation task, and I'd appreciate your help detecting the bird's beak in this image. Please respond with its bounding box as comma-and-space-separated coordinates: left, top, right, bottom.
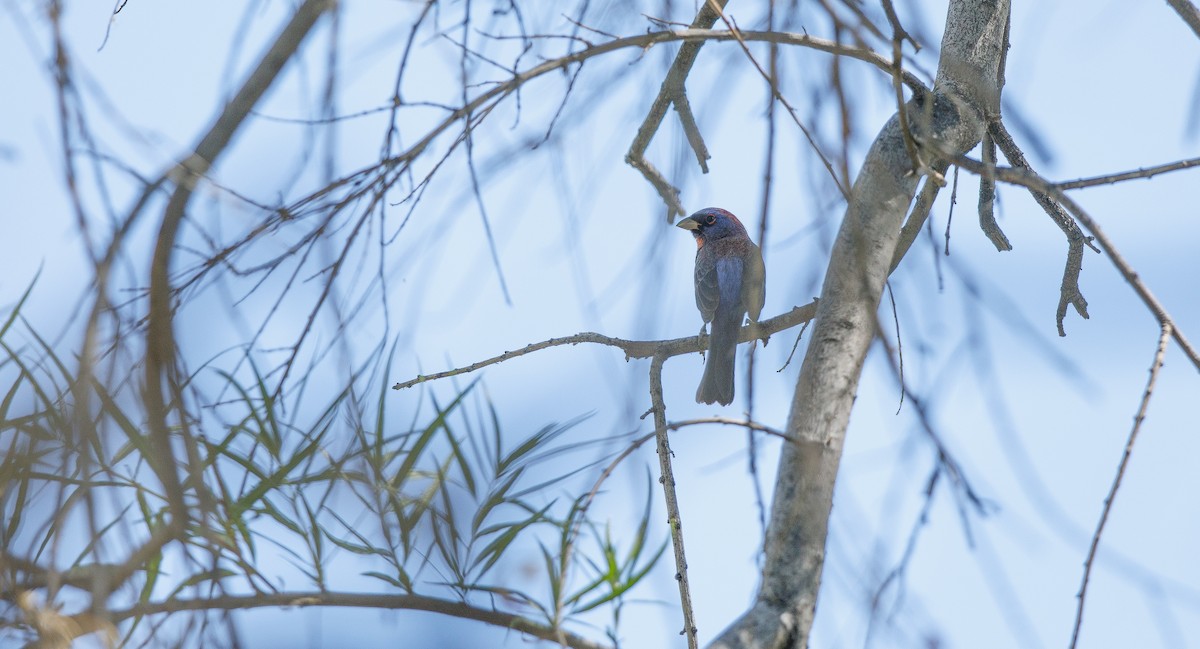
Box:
675, 216, 700, 231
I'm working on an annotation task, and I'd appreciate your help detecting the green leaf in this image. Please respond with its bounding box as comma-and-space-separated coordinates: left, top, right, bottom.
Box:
391, 381, 478, 492
0, 265, 38, 341
472, 501, 554, 579
168, 568, 238, 599
363, 570, 408, 589
229, 433, 324, 521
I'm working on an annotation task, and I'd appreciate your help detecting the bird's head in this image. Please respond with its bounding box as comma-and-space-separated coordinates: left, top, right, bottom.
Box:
675, 207, 748, 248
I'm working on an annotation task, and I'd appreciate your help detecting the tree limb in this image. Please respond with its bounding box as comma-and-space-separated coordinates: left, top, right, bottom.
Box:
708, 2, 1012, 647
393, 302, 817, 390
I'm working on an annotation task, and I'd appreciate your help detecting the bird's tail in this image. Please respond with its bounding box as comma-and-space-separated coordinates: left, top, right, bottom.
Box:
696, 316, 740, 406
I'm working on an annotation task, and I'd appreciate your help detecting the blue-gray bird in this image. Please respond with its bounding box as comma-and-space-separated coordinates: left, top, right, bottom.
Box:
676, 207, 765, 405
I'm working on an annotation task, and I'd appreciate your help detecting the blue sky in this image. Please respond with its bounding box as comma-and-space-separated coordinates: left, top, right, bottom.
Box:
1, 1, 1198, 648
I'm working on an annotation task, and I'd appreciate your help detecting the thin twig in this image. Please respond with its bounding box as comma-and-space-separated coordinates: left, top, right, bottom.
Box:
1069, 324, 1172, 649
866, 468, 939, 643
1057, 155, 1200, 190
750, 0, 779, 548
703, 2, 851, 199
570, 416, 792, 547
874, 324, 988, 523
777, 316, 814, 372
891, 160, 950, 273
885, 282, 905, 414
944, 165, 958, 256
669, 417, 792, 442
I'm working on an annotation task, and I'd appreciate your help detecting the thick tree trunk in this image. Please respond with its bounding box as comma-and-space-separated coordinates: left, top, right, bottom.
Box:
707, 1, 1010, 647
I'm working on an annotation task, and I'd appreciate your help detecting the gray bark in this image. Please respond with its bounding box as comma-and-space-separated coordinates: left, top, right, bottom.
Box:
707, 1, 1010, 647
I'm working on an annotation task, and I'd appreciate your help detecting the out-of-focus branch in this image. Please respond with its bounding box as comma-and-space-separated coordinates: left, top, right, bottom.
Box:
107, 591, 611, 649
881, 0, 924, 176
392, 302, 817, 390
135, 0, 332, 605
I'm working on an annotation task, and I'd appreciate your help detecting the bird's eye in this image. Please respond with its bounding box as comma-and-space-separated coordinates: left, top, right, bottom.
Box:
706, 215, 717, 225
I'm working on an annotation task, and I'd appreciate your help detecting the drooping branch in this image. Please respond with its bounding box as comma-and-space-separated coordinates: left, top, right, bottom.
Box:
977, 130, 1012, 251
985, 120, 1093, 335
942, 137, 1200, 372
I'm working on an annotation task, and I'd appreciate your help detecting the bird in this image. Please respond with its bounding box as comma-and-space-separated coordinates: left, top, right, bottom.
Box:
676, 207, 765, 406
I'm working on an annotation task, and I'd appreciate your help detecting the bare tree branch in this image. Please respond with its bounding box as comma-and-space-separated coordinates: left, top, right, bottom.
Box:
626, 0, 730, 219
649, 354, 699, 649
1165, 0, 1200, 39
1057, 154, 1200, 190
1069, 324, 1173, 649
289, 28, 927, 233
977, 131, 1012, 250
392, 302, 818, 390
709, 2, 1012, 647
986, 120, 1092, 335
945, 135, 1200, 372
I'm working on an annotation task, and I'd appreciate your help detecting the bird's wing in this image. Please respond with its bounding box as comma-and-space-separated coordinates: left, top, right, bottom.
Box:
742, 243, 766, 322
695, 259, 720, 323
713, 255, 746, 320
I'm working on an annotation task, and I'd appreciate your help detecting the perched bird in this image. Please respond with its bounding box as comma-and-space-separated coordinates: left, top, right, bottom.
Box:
676, 207, 765, 405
